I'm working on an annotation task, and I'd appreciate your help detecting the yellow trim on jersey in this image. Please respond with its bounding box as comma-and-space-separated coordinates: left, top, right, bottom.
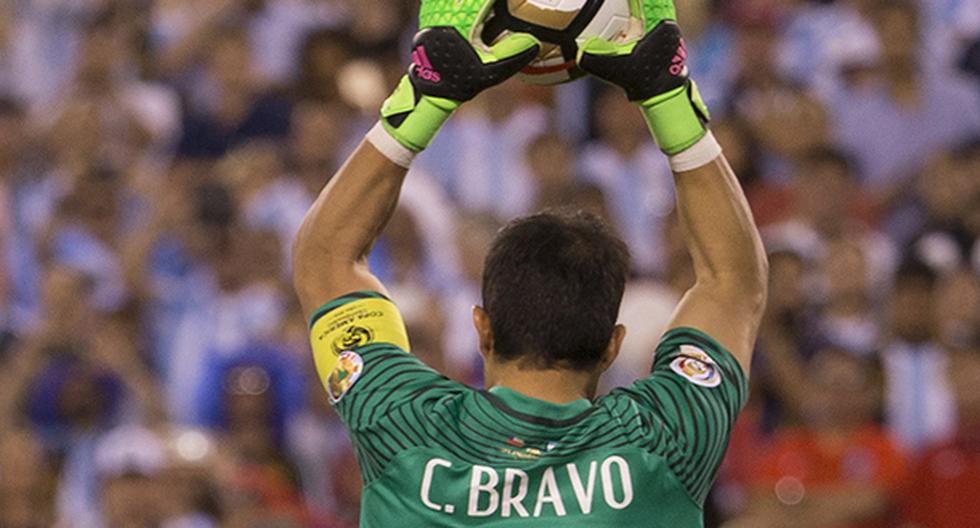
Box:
309, 297, 410, 389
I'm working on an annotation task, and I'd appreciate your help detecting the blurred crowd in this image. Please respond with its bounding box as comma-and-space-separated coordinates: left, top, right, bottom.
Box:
0, 0, 978, 527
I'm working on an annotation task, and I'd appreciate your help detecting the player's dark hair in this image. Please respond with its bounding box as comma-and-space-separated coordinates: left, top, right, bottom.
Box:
482, 210, 630, 371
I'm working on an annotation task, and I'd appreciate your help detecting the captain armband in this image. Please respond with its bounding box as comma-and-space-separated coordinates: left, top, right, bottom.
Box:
309, 294, 410, 402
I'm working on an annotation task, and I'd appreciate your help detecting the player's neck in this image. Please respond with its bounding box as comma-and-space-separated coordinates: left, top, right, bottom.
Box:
485, 363, 597, 404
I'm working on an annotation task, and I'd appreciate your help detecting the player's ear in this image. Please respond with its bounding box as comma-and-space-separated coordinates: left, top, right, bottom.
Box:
599, 324, 626, 372
472, 306, 494, 360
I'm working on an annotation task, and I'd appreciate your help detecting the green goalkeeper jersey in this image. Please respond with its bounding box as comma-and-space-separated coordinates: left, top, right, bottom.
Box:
309, 292, 748, 527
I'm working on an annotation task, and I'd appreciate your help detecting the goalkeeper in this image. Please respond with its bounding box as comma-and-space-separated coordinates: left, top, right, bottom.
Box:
292, 0, 768, 525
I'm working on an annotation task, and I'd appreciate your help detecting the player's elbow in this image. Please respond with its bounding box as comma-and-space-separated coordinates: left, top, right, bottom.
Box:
290, 229, 343, 298
290, 230, 313, 289
708, 256, 769, 314
739, 252, 769, 308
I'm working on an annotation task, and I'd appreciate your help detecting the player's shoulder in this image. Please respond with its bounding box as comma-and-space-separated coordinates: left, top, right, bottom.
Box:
652, 326, 748, 391
600, 326, 750, 420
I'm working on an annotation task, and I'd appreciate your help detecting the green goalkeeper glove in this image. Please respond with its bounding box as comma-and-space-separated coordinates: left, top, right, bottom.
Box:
379, 0, 540, 153
577, 1, 710, 156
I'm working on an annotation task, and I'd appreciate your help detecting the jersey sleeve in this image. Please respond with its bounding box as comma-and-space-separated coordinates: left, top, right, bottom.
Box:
309, 291, 464, 481
614, 326, 749, 505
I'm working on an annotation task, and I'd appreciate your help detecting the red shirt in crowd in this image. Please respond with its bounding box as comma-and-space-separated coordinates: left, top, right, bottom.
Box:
753, 426, 907, 528
903, 429, 980, 528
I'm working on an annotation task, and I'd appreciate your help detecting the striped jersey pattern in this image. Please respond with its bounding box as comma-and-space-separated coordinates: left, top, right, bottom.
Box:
313, 293, 748, 526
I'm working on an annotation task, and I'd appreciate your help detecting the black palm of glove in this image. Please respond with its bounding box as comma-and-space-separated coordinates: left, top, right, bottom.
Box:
577, 21, 711, 155
380, 28, 540, 152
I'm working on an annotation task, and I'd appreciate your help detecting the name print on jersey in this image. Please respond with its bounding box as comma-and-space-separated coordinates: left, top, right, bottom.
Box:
420, 456, 634, 518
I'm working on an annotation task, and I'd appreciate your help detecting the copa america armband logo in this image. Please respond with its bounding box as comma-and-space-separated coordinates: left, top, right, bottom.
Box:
669, 345, 722, 388
309, 296, 411, 402
332, 325, 374, 355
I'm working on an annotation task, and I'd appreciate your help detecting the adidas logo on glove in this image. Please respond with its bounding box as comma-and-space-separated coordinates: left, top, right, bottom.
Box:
412, 46, 442, 83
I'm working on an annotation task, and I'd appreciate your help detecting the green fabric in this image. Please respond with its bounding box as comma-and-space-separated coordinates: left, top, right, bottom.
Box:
418, 0, 491, 37
486, 386, 593, 419
381, 31, 539, 152
475, 33, 539, 64
380, 77, 459, 152
638, 80, 710, 155
577, 36, 638, 58
320, 291, 748, 527
635, 0, 677, 32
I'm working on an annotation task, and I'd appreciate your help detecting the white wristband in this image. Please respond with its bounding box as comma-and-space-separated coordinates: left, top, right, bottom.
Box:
668, 131, 723, 173
366, 121, 416, 169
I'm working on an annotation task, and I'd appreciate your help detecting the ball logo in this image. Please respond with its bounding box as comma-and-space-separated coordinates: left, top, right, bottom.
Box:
669, 345, 721, 388
332, 325, 374, 354
327, 351, 365, 403
412, 46, 442, 83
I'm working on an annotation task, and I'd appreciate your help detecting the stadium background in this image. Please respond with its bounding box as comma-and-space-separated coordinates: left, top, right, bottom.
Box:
0, 0, 979, 526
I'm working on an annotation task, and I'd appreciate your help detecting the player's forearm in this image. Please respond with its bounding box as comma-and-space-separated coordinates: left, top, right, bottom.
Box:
673, 155, 768, 300
291, 140, 407, 310
291, 21, 538, 315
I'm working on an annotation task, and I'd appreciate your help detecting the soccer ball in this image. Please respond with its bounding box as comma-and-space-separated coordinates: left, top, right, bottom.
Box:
478, 0, 640, 86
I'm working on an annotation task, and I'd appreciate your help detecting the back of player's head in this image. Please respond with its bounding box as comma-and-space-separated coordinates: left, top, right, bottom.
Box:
481, 210, 630, 371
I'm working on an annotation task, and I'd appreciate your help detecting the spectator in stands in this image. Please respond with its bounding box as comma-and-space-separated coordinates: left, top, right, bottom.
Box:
0, 428, 55, 528
833, 0, 980, 194
442, 213, 501, 383
525, 133, 580, 212
713, 117, 782, 223
48, 167, 129, 313
881, 260, 956, 453
208, 357, 308, 526
817, 237, 882, 357
0, 96, 32, 336
770, 146, 898, 303
904, 346, 980, 528
582, 88, 674, 275
156, 428, 223, 527
294, 28, 353, 104
778, 0, 881, 99
417, 80, 548, 219
64, 9, 178, 169
754, 247, 820, 428
174, 25, 291, 160
905, 139, 980, 273
932, 268, 979, 353
737, 348, 905, 528
94, 425, 169, 527
219, 141, 308, 263
287, 99, 351, 195
0, 2, 978, 526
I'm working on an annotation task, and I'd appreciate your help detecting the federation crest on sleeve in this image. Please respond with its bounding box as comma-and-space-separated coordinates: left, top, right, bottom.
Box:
327, 351, 365, 403
669, 345, 722, 388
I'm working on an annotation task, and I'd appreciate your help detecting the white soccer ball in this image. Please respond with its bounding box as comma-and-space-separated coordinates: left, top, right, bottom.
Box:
478, 0, 641, 86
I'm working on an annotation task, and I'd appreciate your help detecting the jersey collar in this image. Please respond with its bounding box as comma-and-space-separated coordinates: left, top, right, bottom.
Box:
484, 386, 594, 426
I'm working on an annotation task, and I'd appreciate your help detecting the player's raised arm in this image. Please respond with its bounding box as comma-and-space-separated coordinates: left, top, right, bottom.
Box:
578, 4, 767, 375
292, 2, 540, 395
665, 158, 768, 374
291, 12, 540, 317
291, 141, 404, 314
